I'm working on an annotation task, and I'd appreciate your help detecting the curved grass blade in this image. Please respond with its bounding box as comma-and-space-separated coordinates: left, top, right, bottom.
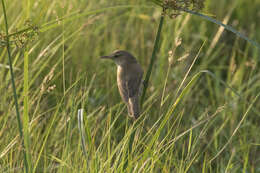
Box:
209, 92, 260, 163
182, 9, 260, 50
141, 71, 202, 161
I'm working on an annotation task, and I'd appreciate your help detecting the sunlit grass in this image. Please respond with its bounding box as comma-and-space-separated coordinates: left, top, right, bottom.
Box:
0, 0, 260, 172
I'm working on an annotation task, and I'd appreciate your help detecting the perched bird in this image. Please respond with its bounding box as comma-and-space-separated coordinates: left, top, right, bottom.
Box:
101, 50, 143, 119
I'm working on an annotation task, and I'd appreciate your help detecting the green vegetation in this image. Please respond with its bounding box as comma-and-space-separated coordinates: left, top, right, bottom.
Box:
0, 0, 259, 172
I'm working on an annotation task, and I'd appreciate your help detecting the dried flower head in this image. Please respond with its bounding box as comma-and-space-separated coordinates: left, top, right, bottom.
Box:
0, 19, 39, 48
0, 32, 7, 47
14, 20, 39, 48
168, 50, 174, 65
47, 84, 56, 93
168, 37, 183, 65
175, 37, 182, 47
177, 53, 189, 61
40, 65, 57, 94
158, 0, 205, 18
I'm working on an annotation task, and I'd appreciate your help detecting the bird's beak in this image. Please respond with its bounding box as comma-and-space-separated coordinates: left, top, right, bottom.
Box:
100, 55, 113, 59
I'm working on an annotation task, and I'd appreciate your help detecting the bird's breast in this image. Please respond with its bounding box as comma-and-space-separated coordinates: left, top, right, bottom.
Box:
117, 65, 128, 81
116, 66, 129, 102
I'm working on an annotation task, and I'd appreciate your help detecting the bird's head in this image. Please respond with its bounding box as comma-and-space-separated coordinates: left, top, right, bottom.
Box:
101, 50, 137, 66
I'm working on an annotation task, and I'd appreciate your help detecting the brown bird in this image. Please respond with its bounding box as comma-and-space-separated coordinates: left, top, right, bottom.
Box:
101, 50, 143, 119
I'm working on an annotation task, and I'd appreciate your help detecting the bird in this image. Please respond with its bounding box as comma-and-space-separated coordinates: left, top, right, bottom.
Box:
101, 50, 143, 119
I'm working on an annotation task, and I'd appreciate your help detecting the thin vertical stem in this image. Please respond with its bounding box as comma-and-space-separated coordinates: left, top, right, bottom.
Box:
62, 5, 66, 95
141, 10, 165, 107
1, 0, 29, 172
23, 0, 32, 172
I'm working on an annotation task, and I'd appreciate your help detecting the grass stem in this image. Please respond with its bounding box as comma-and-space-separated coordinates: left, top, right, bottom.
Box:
1, 0, 29, 172
141, 9, 165, 107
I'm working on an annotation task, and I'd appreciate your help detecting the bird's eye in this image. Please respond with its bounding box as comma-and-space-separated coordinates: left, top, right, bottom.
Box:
114, 54, 120, 58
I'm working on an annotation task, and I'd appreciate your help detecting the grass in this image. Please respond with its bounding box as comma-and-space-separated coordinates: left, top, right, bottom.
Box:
0, 0, 260, 172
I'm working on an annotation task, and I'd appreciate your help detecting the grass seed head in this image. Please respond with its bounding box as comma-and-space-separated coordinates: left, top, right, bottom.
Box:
161, 0, 205, 18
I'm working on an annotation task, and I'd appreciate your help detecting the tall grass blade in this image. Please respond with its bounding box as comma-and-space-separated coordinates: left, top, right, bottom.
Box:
7, 5, 151, 37
23, 0, 32, 171
23, 50, 32, 172
1, 0, 29, 172
62, 6, 66, 95
142, 71, 202, 161
183, 9, 260, 50
141, 10, 165, 106
78, 109, 87, 157
209, 93, 260, 163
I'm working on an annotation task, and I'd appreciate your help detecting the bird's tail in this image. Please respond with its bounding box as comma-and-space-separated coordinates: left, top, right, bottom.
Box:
128, 96, 140, 119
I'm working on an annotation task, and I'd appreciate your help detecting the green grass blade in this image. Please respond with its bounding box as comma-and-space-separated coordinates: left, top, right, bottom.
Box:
1, 0, 29, 172
209, 93, 260, 163
141, 10, 164, 106
77, 109, 87, 157
142, 71, 202, 161
6, 5, 152, 38
23, 49, 32, 172
183, 9, 260, 50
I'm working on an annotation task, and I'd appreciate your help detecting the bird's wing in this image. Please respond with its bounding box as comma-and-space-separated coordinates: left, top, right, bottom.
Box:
118, 80, 129, 103
126, 70, 143, 98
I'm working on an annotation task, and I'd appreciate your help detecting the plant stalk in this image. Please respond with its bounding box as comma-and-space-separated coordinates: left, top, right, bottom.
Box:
1, 0, 29, 172
141, 10, 165, 107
